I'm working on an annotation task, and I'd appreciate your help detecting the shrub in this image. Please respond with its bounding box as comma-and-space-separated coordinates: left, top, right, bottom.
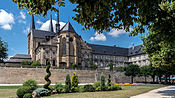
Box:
65, 74, 71, 93
100, 74, 106, 91
23, 79, 38, 90
71, 86, 79, 92
43, 62, 51, 90
83, 84, 95, 92
90, 64, 98, 70
33, 88, 49, 96
54, 83, 65, 93
71, 72, 78, 88
21, 60, 32, 65
110, 85, 122, 90
31, 61, 40, 66
23, 93, 32, 98
93, 81, 101, 91
16, 86, 32, 98
78, 86, 84, 92
116, 66, 125, 72
72, 64, 78, 69
107, 74, 111, 87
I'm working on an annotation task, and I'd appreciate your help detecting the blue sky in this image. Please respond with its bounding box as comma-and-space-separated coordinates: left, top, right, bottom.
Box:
0, 0, 143, 57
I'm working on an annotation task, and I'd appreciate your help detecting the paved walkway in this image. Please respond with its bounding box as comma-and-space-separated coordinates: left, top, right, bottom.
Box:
131, 85, 175, 98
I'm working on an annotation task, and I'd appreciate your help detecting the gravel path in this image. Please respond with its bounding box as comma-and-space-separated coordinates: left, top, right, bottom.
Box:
131, 85, 175, 98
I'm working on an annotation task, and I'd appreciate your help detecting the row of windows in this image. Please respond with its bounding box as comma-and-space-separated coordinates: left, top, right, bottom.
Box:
93, 55, 127, 61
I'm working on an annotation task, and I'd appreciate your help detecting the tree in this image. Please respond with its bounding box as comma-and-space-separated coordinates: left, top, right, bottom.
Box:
142, 1, 175, 69
107, 74, 111, 87
125, 64, 140, 83
140, 66, 150, 83
43, 61, 51, 90
148, 65, 157, 83
0, 37, 7, 63
65, 74, 71, 93
100, 74, 105, 91
107, 62, 114, 71
72, 64, 78, 70
116, 66, 125, 72
71, 72, 78, 89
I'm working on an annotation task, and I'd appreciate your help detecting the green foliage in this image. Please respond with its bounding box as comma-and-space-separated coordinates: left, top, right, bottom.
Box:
43, 62, 51, 90
107, 74, 111, 87
84, 61, 89, 68
33, 88, 49, 96
107, 63, 114, 71
0, 37, 7, 63
110, 85, 122, 91
65, 74, 71, 93
23, 93, 32, 98
116, 66, 125, 72
72, 64, 78, 69
93, 81, 101, 91
54, 83, 65, 93
31, 61, 40, 66
21, 60, 32, 65
140, 66, 150, 82
100, 74, 106, 91
82, 84, 95, 92
71, 72, 78, 92
125, 64, 140, 83
90, 64, 98, 70
16, 86, 32, 98
23, 79, 38, 91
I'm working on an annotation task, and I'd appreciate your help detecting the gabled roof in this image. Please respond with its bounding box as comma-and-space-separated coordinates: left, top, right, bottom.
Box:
32, 29, 55, 39
7, 54, 32, 63
128, 45, 144, 56
60, 22, 76, 33
88, 44, 129, 56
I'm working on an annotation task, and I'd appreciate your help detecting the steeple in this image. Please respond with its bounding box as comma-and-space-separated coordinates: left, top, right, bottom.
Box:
49, 14, 54, 32
56, 9, 60, 33
30, 15, 35, 30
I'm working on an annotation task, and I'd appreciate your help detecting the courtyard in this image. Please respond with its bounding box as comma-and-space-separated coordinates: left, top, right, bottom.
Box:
0, 85, 165, 98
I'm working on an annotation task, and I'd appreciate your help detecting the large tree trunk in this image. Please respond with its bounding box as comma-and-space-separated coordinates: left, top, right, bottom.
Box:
159, 76, 162, 83
165, 75, 168, 84
145, 76, 147, 83
131, 76, 134, 83
152, 76, 155, 83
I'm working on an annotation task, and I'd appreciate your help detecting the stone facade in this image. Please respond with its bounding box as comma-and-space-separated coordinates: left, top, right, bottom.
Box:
0, 67, 153, 84
27, 15, 150, 68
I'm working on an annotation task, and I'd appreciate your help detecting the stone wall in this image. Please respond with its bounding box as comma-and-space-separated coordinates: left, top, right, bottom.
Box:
0, 67, 152, 84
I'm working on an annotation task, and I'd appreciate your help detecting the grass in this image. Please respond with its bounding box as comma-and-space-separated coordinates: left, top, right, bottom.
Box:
0, 85, 165, 98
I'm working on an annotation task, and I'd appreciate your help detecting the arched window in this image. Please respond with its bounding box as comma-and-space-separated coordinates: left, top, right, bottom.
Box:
62, 38, 66, 56
70, 42, 74, 56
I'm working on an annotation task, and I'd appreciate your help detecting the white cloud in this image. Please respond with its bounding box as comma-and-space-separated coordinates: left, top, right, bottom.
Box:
23, 26, 30, 35
39, 20, 66, 32
36, 20, 43, 25
20, 11, 26, 19
18, 20, 26, 24
0, 9, 14, 30
108, 28, 132, 37
90, 32, 106, 41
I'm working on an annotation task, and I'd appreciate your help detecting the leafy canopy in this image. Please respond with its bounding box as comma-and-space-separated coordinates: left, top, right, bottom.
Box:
0, 37, 7, 63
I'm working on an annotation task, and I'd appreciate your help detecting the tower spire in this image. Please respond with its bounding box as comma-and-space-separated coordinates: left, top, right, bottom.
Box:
56, 9, 60, 33
30, 15, 35, 30
49, 14, 54, 32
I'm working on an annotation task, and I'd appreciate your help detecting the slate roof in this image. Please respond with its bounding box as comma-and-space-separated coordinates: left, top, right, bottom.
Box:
7, 54, 32, 63
32, 29, 55, 38
60, 22, 76, 33
128, 45, 145, 56
88, 44, 145, 57
88, 44, 129, 56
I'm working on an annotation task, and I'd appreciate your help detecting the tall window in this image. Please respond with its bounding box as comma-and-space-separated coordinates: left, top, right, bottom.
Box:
62, 38, 66, 56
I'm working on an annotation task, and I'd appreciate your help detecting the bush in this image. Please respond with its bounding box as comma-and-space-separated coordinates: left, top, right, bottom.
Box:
21, 60, 32, 65
83, 84, 95, 92
71, 86, 79, 92
33, 88, 49, 96
65, 74, 71, 93
23, 79, 38, 90
23, 93, 32, 98
90, 64, 98, 70
54, 83, 65, 93
31, 61, 40, 66
43, 62, 51, 90
100, 74, 106, 91
72, 64, 78, 69
110, 85, 122, 90
16, 86, 32, 98
107, 74, 111, 87
116, 66, 125, 72
93, 81, 101, 91
71, 72, 78, 88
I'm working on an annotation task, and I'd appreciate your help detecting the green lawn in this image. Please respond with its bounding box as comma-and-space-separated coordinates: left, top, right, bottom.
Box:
0, 85, 165, 98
